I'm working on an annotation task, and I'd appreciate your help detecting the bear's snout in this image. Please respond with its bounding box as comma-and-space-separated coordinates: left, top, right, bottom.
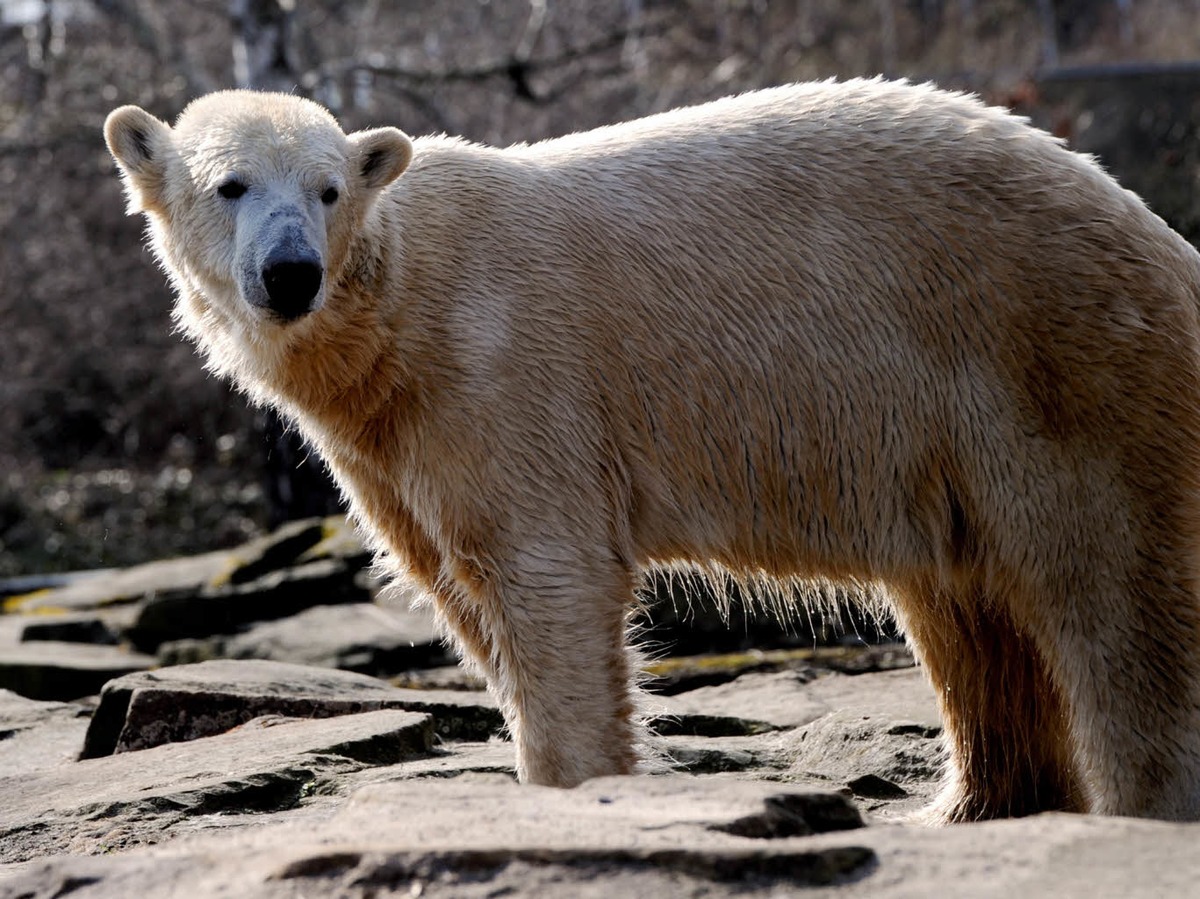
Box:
262, 256, 323, 321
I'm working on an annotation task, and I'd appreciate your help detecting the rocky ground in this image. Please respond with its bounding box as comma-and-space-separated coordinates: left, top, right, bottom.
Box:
0, 518, 1196, 897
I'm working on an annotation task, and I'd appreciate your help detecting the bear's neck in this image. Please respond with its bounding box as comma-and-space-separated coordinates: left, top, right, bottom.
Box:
269, 224, 421, 471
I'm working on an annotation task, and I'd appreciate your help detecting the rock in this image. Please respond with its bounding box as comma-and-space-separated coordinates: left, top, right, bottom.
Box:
0, 687, 81, 731
650, 709, 780, 738
214, 517, 331, 586
153, 636, 221, 666
392, 664, 488, 692
384, 688, 504, 743
81, 659, 501, 759
800, 666, 941, 726
125, 558, 371, 651
28, 514, 1198, 896
3, 518, 374, 653
651, 666, 942, 814
0, 569, 114, 602
643, 665, 942, 809
10, 775, 1200, 898
0, 708, 435, 865
4, 549, 234, 615
0, 776, 876, 894
364, 740, 518, 780
159, 601, 450, 677
660, 668, 833, 731
711, 790, 866, 838
294, 514, 372, 569
780, 668, 945, 814
0, 614, 23, 645
6, 612, 1199, 899
661, 733, 789, 774
655, 664, 936, 737
18, 613, 122, 645
0, 642, 156, 701
784, 710, 943, 811
0, 689, 94, 777
644, 643, 915, 695
846, 774, 909, 800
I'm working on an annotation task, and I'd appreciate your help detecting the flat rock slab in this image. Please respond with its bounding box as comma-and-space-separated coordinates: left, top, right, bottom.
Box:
3, 518, 364, 618
6, 776, 1200, 898
0, 611, 129, 647
213, 517, 353, 587
658, 668, 834, 733
0, 641, 156, 701
657, 665, 938, 732
775, 667, 944, 811
0, 708, 435, 864
82, 659, 501, 758
5, 518, 377, 652
799, 666, 941, 725
0, 688, 80, 729
159, 601, 450, 676
654, 667, 942, 813
645, 643, 915, 694
0, 776, 874, 896
393, 663, 488, 692
671, 666, 939, 730
125, 557, 372, 651
802, 812, 1200, 899
0, 690, 94, 777
4, 549, 234, 615
661, 732, 793, 775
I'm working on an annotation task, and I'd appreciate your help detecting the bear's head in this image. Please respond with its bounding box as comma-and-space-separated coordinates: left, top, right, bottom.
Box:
104, 91, 412, 341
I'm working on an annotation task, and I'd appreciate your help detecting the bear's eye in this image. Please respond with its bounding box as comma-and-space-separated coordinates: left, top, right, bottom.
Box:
321, 186, 339, 205
217, 179, 247, 200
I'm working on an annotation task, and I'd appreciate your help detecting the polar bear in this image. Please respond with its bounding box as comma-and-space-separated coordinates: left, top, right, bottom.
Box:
104, 79, 1200, 822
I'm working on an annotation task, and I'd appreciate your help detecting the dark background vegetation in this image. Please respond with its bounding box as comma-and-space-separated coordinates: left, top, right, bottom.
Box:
2, 0, 1198, 576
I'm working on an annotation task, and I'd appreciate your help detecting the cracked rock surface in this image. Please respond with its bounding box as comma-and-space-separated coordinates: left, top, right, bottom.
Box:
1, 518, 1196, 896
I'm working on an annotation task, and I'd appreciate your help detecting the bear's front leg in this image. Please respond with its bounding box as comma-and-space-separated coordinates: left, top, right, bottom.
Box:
444, 538, 642, 787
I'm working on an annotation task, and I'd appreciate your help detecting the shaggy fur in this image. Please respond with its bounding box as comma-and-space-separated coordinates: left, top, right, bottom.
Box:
105, 79, 1200, 822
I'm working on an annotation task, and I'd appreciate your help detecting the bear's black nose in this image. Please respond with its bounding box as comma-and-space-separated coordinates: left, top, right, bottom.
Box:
262, 259, 323, 320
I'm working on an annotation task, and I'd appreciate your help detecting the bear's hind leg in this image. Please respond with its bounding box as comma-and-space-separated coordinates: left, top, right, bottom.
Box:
895, 583, 1084, 822
1029, 554, 1200, 820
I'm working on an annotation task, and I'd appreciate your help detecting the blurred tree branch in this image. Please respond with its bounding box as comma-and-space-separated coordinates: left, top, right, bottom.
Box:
230, 0, 302, 91
92, 0, 221, 94
313, 13, 670, 107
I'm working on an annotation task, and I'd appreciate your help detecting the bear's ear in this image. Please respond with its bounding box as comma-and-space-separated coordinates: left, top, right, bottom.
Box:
348, 127, 413, 191
104, 105, 172, 214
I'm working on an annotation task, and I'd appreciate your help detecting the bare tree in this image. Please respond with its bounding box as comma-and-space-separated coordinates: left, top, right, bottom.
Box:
1037, 0, 1059, 68
230, 0, 300, 91
224, 0, 343, 524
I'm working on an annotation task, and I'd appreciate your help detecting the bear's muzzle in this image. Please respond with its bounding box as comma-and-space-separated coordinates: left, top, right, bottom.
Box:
262, 254, 323, 321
